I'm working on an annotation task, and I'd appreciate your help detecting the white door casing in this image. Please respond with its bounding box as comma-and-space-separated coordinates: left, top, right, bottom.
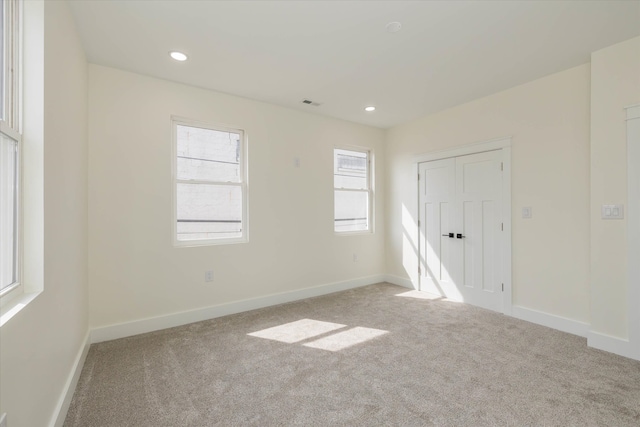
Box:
626, 104, 640, 360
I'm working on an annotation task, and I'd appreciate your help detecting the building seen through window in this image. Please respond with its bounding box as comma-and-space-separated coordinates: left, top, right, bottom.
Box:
174, 122, 246, 243
334, 148, 371, 233
0, 0, 20, 296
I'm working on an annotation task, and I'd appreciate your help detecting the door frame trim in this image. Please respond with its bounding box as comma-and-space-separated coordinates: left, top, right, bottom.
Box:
414, 136, 512, 315
626, 104, 640, 360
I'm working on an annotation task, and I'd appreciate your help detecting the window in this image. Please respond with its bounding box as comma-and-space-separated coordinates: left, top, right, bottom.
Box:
334, 147, 372, 233
172, 118, 247, 245
0, 0, 20, 297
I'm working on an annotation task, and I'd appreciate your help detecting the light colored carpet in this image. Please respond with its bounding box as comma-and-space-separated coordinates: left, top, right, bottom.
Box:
64, 283, 640, 426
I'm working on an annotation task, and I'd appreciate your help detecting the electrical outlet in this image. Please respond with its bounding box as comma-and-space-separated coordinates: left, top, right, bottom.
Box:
0, 413, 7, 427
353, 253, 358, 262
205, 270, 214, 282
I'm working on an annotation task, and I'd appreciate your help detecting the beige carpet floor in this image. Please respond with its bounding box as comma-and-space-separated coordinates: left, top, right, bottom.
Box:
64, 283, 640, 426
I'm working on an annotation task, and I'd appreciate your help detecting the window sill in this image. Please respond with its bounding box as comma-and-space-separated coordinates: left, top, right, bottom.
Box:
174, 237, 248, 248
335, 230, 374, 237
0, 289, 42, 327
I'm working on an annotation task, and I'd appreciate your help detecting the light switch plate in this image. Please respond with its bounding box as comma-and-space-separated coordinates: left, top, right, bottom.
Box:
0, 413, 7, 427
522, 207, 532, 219
601, 204, 624, 219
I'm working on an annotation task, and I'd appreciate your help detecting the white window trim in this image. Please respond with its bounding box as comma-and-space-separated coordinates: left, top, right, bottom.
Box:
333, 145, 374, 235
0, 133, 21, 304
171, 116, 248, 247
0, 0, 23, 308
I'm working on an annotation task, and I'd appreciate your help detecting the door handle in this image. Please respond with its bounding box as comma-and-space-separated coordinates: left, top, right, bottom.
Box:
456, 233, 465, 239
442, 233, 454, 238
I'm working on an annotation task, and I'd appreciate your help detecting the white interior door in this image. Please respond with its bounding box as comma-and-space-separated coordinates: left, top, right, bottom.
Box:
418, 157, 460, 300
419, 150, 504, 313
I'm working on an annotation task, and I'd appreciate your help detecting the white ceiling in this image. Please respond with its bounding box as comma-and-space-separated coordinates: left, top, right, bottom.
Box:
69, 1, 640, 129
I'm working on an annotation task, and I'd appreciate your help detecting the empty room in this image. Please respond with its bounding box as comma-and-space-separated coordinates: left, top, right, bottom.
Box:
1, 0, 640, 426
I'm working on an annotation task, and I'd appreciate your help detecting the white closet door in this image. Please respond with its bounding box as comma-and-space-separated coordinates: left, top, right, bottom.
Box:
419, 150, 503, 313
455, 150, 503, 312
418, 158, 461, 300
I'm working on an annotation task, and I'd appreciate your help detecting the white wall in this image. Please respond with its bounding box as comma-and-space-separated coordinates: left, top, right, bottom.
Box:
0, 1, 88, 426
590, 36, 640, 342
88, 65, 385, 330
385, 64, 591, 324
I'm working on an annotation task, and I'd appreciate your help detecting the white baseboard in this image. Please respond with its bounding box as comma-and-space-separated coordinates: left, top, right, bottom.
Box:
91, 274, 386, 343
587, 331, 637, 360
51, 330, 91, 427
510, 305, 589, 338
383, 274, 416, 290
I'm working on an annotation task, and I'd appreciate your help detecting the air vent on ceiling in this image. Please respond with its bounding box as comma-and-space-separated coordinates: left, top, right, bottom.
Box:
301, 99, 322, 107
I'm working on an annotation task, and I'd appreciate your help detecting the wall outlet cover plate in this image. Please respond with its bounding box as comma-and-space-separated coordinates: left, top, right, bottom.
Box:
601, 204, 624, 219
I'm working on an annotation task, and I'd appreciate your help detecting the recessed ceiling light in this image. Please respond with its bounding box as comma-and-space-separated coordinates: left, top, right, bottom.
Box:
169, 51, 188, 61
386, 22, 402, 33
365, 106, 376, 112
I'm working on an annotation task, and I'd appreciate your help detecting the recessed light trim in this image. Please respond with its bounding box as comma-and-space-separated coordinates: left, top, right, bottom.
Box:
169, 51, 188, 61
365, 106, 376, 112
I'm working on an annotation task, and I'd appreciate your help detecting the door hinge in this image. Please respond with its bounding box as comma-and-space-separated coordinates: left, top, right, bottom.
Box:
418, 173, 420, 181
501, 162, 503, 171
501, 223, 503, 231
418, 219, 421, 227
418, 266, 422, 275
502, 283, 504, 292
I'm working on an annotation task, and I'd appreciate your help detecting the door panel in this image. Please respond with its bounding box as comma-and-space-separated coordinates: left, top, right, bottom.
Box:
462, 200, 476, 289
482, 200, 496, 292
424, 202, 441, 281
419, 150, 503, 312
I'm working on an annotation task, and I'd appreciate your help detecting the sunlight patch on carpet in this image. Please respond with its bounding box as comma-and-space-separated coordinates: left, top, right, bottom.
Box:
395, 290, 443, 300
395, 290, 463, 303
247, 319, 346, 343
303, 327, 389, 352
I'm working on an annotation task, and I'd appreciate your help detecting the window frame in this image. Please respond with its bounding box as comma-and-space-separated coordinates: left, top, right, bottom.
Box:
171, 116, 248, 247
0, 0, 22, 304
333, 145, 374, 235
